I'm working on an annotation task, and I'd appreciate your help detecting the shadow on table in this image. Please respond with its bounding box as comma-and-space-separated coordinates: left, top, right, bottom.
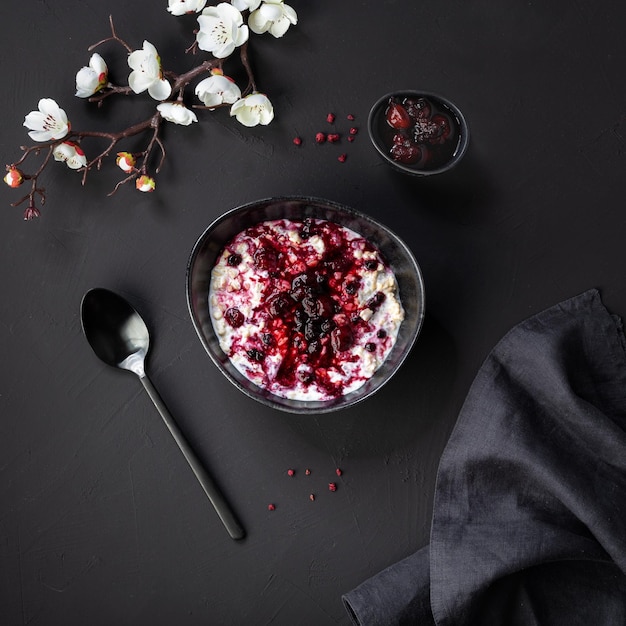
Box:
282, 313, 458, 460
376, 148, 495, 226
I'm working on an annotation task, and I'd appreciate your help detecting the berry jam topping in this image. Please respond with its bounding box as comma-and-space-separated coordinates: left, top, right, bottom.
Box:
385, 101, 412, 129
209, 219, 405, 401
378, 95, 461, 170
225, 307, 244, 328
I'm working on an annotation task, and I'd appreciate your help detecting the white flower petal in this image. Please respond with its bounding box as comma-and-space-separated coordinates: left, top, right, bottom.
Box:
89, 53, 108, 75
248, 10, 269, 33
231, 0, 261, 10
258, 3, 282, 20
148, 78, 172, 101
23, 99, 69, 141
269, 16, 290, 37
128, 71, 151, 94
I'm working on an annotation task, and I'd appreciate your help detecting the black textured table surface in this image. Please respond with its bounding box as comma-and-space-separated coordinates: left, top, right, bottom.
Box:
2, 2, 626, 624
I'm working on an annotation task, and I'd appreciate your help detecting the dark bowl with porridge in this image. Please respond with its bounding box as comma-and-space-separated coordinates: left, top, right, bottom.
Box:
186, 196, 425, 414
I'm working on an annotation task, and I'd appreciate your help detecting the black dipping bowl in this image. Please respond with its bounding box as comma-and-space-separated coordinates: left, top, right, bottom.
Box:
186, 197, 425, 414
368, 90, 469, 176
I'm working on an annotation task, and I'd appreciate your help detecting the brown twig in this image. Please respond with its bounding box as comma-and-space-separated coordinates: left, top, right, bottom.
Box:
4, 8, 272, 219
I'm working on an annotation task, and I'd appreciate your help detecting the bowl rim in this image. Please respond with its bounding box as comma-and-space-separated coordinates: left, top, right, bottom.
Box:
367, 89, 470, 176
185, 195, 426, 414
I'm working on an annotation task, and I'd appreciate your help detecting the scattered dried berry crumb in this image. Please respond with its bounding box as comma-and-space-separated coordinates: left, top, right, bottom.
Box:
327, 133, 340, 143
293, 136, 302, 146
347, 114, 355, 120
336, 468, 343, 476
327, 113, 336, 124
347, 136, 355, 143
268, 503, 276, 511
349, 127, 358, 135
315, 132, 326, 144
309, 494, 315, 501
287, 469, 295, 476
305, 469, 311, 475
338, 154, 347, 163
329, 482, 337, 492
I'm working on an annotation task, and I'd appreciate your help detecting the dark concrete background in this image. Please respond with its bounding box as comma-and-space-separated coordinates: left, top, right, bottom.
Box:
1, 1, 626, 624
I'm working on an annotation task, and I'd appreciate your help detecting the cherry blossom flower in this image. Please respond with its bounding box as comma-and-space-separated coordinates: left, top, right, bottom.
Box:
136, 175, 156, 192
53, 141, 87, 170
167, 0, 207, 15
116, 152, 136, 173
128, 41, 172, 101
231, 0, 262, 10
156, 101, 198, 126
196, 3, 249, 58
75, 53, 108, 98
249, 0, 297, 38
230, 92, 274, 127
4, 168, 24, 188
23, 98, 70, 142
195, 69, 241, 109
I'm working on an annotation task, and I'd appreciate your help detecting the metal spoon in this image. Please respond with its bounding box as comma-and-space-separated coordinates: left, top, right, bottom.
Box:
80, 287, 245, 540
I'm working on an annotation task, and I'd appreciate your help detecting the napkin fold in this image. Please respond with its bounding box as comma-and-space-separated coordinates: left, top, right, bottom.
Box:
343, 289, 626, 625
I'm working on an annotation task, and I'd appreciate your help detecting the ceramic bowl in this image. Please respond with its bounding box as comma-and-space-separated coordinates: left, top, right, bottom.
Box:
367, 90, 469, 176
186, 196, 425, 414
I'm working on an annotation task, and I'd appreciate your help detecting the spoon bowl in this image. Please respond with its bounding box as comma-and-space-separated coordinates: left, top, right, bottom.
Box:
81, 288, 149, 375
80, 287, 245, 540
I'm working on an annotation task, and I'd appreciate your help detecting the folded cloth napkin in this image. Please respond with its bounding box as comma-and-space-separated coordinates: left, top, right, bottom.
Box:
343, 289, 626, 625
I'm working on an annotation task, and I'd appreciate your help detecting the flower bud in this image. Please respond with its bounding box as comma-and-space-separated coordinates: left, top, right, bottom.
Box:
4, 167, 24, 188
116, 152, 136, 173
23, 206, 41, 220
136, 175, 156, 192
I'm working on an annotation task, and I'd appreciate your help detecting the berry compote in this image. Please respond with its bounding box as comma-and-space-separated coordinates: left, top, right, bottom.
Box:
209, 219, 405, 401
376, 94, 463, 171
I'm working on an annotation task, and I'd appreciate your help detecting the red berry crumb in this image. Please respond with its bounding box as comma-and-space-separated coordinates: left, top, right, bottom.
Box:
309, 494, 315, 501
293, 136, 302, 146
347, 114, 355, 120
349, 127, 358, 135
305, 469, 311, 475
336, 468, 342, 476
347, 136, 355, 143
326, 113, 335, 124
287, 469, 295, 476
327, 133, 340, 143
268, 503, 276, 511
329, 482, 337, 492
315, 132, 326, 144
338, 154, 347, 163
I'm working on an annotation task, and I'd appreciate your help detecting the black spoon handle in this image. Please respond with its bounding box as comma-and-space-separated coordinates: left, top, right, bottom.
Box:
139, 375, 245, 540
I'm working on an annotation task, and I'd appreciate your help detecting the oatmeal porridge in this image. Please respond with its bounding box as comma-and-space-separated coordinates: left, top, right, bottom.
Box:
209, 218, 404, 400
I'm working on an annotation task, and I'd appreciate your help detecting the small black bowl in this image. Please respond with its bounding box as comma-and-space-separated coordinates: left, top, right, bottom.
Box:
186, 196, 426, 414
368, 90, 469, 176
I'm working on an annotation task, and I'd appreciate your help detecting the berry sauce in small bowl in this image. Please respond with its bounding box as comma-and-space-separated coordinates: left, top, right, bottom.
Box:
367, 90, 469, 176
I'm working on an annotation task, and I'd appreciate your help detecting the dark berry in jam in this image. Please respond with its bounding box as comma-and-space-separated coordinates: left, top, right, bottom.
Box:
377, 329, 387, 339
404, 97, 431, 120
225, 307, 244, 328
331, 326, 353, 352
268, 292, 292, 318
385, 101, 412, 129
390, 139, 421, 165
364, 259, 378, 270
365, 342, 376, 352
376, 94, 462, 171
247, 348, 265, 362
366, 291, 386, 311
254, 245, 278, 271
227, 253, 242, 266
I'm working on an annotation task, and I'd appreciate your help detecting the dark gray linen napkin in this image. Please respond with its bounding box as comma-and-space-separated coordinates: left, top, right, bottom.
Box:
343, 289, 626, 625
